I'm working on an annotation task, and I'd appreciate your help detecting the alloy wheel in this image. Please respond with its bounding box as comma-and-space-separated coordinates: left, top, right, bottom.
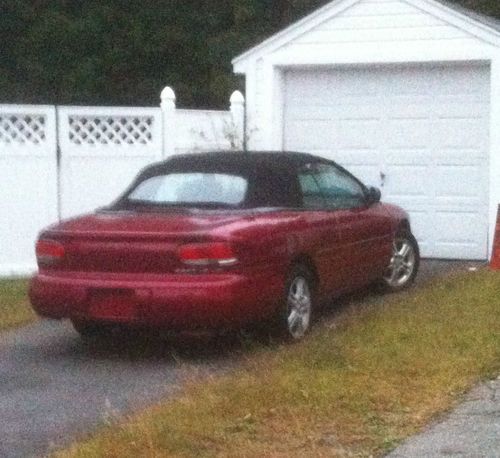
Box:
286, 276, 312, 340
383, 237, 417, 288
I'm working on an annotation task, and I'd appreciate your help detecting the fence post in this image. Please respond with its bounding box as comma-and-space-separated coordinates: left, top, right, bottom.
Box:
230, 91, 245, 151
161, 86, 176, 158
491, 205, 500, 270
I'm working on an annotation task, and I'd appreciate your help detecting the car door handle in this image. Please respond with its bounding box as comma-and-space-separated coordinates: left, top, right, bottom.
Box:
380, 172, 386, 188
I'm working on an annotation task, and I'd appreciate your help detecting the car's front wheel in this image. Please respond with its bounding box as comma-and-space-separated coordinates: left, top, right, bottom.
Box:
382, 230, 420, 292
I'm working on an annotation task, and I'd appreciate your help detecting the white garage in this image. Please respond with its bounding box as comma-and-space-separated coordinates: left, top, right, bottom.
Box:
233, 0, 500, 260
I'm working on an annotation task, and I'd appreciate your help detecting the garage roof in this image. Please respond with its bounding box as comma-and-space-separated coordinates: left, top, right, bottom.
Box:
233, 0, 500, 68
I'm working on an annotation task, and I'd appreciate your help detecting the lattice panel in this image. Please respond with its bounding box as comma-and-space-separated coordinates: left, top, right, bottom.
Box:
68, 116, 154, 146
0, 114, 46, 145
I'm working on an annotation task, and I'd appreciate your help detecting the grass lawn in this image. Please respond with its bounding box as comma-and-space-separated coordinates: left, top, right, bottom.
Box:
57, 270, 499, 457
0, 278, 35, 331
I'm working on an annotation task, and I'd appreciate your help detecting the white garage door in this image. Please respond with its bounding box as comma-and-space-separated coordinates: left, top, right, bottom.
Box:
283, 64, 490, 260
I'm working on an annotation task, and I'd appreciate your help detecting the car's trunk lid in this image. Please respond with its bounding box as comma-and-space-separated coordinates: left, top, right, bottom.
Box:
49, 210, 247, 238
42, 210, 249, 274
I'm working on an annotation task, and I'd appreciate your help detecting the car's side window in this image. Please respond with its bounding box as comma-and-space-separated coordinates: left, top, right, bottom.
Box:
298, 167, 325, 209
314, 164, 366, 209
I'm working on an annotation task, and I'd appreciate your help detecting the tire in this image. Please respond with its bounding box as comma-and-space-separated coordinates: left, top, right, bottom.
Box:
381, 230, 420, 292
272, 265, 315, 341
71, 318, 114, 340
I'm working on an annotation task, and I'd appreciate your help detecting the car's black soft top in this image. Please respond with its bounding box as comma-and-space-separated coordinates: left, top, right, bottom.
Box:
147, 151, 321, 174
111, 151, 369, 210
113, 152, 319, 210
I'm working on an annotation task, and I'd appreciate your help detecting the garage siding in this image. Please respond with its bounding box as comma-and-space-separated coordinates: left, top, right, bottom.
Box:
283, 64, 490, 260
288, 0, 471, 45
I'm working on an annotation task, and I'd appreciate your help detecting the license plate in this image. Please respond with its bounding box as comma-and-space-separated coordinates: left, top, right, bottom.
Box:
88, 290, 136, 321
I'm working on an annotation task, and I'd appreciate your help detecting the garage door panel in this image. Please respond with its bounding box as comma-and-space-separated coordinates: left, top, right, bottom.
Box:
434, 210, 487, 248
384, 165, 428, 198
285, 120, 337, 150
338, 120, 379, 148
434, 245, 483, 259
327, 69, 383, 96
385, 149, 431, 165
386, 119, 431, 148
335, 149, 379, 164
407, 209, 487, 260
385, 98, 487, 119
283, 64, 490, 260
434, 99, 487, 118
293, 92, 382, 107
433, 118, 487, 149
385, 101, 433, 118
434, 146, 487, 160
434, 211, 486, 254
285, 105, 333, 119
434, 165, 484, 200
429, 67, 489, 96
330, 95, 381, 107
286, 104, 379, 119
378, 67, 431, 95
286, 72, 330, 98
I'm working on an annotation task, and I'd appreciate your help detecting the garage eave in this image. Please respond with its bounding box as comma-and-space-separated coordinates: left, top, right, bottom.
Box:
407, 0, 500, 47
231, 0, 359, 70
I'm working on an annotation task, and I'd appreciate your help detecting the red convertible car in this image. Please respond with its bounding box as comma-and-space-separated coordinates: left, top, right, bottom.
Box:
30, 151, 419, 340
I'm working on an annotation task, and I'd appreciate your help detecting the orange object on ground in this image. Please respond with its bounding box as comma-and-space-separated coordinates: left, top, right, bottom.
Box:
491, 205, 500, 270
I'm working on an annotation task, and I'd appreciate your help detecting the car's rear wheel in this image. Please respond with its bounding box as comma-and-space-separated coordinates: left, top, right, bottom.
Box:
382, 230, 420, 292
273, 265, 315, 341
71, 318, 114, 340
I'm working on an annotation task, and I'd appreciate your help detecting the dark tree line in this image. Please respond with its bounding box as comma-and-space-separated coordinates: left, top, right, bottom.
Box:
0, 1, 498, 108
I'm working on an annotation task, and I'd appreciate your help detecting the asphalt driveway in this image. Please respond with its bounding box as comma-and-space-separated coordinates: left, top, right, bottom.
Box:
0, 322, 238, 458
0, 260, 486, 457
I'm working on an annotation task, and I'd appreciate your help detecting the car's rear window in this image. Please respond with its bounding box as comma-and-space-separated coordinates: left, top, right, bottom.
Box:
127, 172, 248, 207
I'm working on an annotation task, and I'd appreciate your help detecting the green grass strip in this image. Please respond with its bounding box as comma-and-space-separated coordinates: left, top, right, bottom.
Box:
0, 279, 35, 331
58, 270, 499, 457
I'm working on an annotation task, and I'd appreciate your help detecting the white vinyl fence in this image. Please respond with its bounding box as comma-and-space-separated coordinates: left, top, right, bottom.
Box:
58, 105, 164, 219
0, 105, 58, 276
0, 88, 245, 276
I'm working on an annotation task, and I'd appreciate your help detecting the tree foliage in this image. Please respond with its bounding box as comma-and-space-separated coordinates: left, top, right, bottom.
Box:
0, 0, 498, 108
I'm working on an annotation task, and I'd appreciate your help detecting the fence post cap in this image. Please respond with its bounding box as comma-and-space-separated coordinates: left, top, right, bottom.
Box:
230, 90, 245, 105
161, 86, 176, 109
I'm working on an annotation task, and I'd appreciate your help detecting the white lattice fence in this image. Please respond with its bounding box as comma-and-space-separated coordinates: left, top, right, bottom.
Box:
0, 112, 47, 145
68, 115, 155, 146
0, 105, 58, 276
58, 106, 163, 219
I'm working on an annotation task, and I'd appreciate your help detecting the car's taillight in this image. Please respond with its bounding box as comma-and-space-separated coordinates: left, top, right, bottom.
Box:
178, 242, 238, 267
36, 239, 65, 266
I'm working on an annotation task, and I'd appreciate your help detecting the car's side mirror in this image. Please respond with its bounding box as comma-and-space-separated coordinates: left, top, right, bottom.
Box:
366, 186, 381, 205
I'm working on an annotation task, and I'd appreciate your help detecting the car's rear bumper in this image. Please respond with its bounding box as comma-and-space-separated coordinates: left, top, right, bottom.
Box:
29, 271, 283, 330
